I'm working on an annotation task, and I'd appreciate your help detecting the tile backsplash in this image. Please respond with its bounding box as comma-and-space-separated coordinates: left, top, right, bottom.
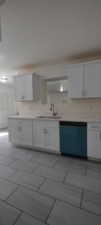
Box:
16, 93, 101, 121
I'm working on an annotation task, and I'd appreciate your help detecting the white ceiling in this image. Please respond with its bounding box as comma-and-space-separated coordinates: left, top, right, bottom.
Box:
0, 0, 101, 75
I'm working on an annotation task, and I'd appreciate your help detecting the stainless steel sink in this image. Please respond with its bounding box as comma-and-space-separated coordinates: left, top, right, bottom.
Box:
36, 116, 61, 119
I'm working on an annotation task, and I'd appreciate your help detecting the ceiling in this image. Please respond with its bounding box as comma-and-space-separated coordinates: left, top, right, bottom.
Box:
0, 0, 101, 75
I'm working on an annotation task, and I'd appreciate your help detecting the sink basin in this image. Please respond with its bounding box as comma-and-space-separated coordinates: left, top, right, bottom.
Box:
36, 116, 61, 119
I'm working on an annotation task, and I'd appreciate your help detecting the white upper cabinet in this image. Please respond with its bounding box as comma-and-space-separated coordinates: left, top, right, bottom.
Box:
85, 62, 101, 98
68, 61, 101, 99
39, 79, 47, 104
15, 75, 25, 101
14, 74, 37, 101
23, 75, 33, 101
14, 74, 47, 103
68, 64, 84, 98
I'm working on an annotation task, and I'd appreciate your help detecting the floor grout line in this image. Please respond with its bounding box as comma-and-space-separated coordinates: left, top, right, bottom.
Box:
0, 138, 101, 223
12, 211, 23, 225
45, 199, 56, 224
80, 188, 84, 208
4, 185, 20, 202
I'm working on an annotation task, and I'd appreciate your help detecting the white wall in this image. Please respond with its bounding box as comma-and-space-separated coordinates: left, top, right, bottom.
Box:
0, 82, 16, 128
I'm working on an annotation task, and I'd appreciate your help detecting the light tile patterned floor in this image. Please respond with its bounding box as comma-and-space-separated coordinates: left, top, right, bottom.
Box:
0, 131, 101, 225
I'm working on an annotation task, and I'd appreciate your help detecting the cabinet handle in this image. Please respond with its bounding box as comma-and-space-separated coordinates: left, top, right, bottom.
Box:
43, 128, 46, 134
18, 126, 22, 132
82, 90, 86, 97
99, 133, 101, 140
46, 129, 48, 134
43, 128, 48, 134
91, 126, 99, 129
82, 90, 84, 97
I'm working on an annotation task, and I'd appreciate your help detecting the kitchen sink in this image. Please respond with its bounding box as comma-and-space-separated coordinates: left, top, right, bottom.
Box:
36, 116, 61, 119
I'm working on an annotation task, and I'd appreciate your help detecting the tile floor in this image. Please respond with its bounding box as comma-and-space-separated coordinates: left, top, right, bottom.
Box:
0, 131, 101, 225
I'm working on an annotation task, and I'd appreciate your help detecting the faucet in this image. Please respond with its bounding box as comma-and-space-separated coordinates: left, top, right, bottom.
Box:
50, 104, 58, 116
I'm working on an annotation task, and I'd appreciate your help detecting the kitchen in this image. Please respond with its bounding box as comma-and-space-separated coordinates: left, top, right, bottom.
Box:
0, 0, 101, 225
9, 61, 101, 160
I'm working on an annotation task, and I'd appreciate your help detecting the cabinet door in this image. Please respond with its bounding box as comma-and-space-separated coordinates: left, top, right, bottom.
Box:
40, 79, 47, 104
14, 75, 34, 101
33, 120, 45, 148
8, 119, 22, 145
87, 130, 101, 159
68, 65, 84, 98
8, 119, 33, 146
33, 120, 59, 152
24, 75, 33, 101
85, 62, 101, 98
45, 126, 59, 152
20, 120, 33, 146
14, 76, 25, 101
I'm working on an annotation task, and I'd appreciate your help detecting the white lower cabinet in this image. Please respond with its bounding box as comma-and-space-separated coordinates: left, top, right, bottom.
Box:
8, 118, 33, 147
32, 120, 45, 149
44, 126, 59, 151
8, 118, 60, 153
87, 123, 101, 160
33, 120, 60, 152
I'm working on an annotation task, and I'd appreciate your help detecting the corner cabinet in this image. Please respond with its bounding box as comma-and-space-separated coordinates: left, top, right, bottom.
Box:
14, 74, 47, 103
87, 123, 101, 160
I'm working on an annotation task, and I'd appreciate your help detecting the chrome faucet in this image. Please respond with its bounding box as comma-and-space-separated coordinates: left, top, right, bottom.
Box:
50, 104, 57, 116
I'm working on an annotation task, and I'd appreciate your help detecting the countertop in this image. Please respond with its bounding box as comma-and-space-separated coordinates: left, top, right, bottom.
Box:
8, 115, 101, 123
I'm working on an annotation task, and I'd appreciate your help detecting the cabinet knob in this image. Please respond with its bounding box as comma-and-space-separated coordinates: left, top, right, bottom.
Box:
43, 128, 48, 134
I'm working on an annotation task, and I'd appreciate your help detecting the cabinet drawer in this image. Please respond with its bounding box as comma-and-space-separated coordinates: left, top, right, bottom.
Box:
8, 119, 24, 131
35, 120, 59, 129
88, 123, 101, 131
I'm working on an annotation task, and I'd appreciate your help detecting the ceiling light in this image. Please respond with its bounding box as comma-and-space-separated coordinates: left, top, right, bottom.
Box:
0, 76, 8, 83
0, 132, 8, 137
60, 84, 64, 93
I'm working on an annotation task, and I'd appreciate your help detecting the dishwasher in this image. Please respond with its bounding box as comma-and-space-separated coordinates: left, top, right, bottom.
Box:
60, 121, 87, 158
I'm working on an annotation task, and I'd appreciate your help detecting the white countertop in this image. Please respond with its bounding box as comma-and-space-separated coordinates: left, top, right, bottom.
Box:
8, 115, 36, 120
8, 115, 101, 123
